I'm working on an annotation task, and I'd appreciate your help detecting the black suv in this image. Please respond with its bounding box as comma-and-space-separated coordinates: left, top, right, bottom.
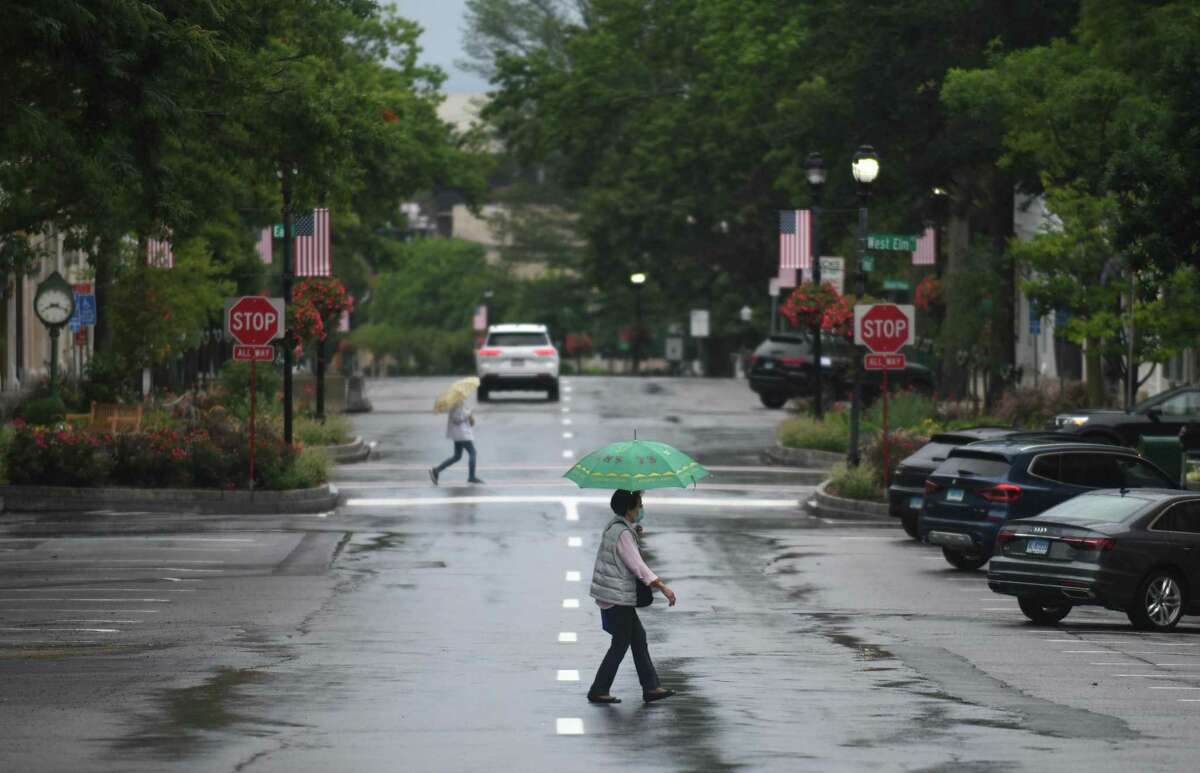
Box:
919, 440, 1179, 571
1049, 385, 1200, 453
748, 334, 933, 409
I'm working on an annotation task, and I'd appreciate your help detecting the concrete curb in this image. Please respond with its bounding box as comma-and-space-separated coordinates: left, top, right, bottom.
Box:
0, 483, 340, 515
806, 478, 891, 521
764, 443, 844, 469
319, 436, 370, 464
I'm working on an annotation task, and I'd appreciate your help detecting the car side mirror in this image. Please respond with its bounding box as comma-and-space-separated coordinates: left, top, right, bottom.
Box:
1146, 407, 1163, 420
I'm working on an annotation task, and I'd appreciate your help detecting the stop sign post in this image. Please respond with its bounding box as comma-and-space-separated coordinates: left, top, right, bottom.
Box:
853, 304, 916, 489
225, 297, 284, 489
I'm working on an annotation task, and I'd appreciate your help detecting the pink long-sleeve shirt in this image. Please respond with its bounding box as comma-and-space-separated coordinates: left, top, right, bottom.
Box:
596, 529, 658, 609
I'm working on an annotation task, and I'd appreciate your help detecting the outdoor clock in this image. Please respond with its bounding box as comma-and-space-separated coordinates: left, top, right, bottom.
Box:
34, 271, 75, 327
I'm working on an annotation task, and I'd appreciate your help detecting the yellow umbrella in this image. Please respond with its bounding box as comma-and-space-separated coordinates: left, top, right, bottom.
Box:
433, 377, 481, 414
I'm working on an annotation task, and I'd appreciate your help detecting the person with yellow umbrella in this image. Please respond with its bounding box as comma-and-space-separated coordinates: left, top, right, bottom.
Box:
429, 377, 485, 486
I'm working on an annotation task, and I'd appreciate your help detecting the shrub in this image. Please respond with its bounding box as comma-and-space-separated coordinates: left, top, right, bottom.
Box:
293, 414, 352, 446
862, 428, 931, 484
6, 425, 113, 487
864, 390, 935, 433
266, 446, 328, 490
828, 462, 884, 501
993, 382, 1089, 429
216, 361, 282, 421
777, 414, 849, 453
19, 397, 68, 426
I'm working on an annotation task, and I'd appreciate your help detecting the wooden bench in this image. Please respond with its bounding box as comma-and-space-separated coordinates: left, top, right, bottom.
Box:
65, 402, 144, 433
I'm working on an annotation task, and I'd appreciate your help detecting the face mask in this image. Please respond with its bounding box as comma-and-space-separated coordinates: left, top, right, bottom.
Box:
635, 506, 645, 524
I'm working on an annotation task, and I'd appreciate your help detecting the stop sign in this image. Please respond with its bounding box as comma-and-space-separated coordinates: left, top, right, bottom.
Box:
854, 304, 915, 353
225, 296, 284, 346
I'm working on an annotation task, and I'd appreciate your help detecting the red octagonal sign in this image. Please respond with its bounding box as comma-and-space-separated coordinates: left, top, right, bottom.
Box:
854, 304, 915, 354
226, 296, 284, 347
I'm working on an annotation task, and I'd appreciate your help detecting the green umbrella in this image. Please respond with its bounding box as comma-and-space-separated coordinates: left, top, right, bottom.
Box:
563, 439, 711, 491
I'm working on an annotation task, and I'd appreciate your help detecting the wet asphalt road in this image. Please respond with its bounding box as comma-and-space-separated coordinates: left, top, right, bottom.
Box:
2, 375, 1200, 772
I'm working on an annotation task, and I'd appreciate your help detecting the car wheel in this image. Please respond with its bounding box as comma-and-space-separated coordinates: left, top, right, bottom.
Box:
547, 381, 560, 402
900, 511, 920, 540
477, 387, 490, 402
1127, 570, 1187, 631
1018, 595, 1072, 625
941, 547, 989, 571
760, 392, 787, 409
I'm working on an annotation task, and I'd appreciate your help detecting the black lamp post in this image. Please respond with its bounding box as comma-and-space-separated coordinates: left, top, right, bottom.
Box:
278, 164, 297, 445
848, 145, 880, 467
805, 151, 827, 420
630, 272, 646, 374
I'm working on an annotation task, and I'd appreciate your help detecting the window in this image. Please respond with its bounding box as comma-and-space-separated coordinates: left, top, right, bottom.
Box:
487, 332, 550, 347
1030, 454, 1062, 482
1118, 457, 1174, 488
1151, 501, 1200, 534
939, 453, 1010, 479
1059, 453, 1122, 488
1156, 390, 1200, 417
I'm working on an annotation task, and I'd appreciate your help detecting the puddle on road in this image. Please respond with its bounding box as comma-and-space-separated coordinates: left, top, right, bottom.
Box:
113, 667, 278, 759
347, 532, 406, 555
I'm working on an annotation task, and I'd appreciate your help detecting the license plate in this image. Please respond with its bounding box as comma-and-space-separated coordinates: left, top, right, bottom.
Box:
510, 358, 525, 366
946, 488, 964, 503
1026, 539, 1050, 556
762, 361, 775, 369
909, 496, 923, 510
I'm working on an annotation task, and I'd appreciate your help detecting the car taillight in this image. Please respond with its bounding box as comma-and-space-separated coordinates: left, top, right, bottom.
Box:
1063, 536, 1115, 551
533, 348, 557, 357
750, 355, 760, 366
478, 348, 502, 357
778, 357, 807, 367
924, 480, 942, 496
995, 528, 1018, 545
979, 483, 1022, 504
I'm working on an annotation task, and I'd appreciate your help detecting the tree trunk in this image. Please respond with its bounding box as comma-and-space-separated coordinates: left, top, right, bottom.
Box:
91, 235, 117, 354
986, 170, 1016, 409
938, 212, 971, 398
1085, 336, 1105, 407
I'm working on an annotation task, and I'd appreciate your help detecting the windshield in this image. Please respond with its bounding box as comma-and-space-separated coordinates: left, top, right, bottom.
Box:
1037, 494, 1154, 523
487, 332, 550, 347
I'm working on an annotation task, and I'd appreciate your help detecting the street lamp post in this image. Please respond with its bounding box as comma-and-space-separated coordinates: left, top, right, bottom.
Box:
848, 145, 880, 467
278, 164, 297, 445
630, 272, 646, 375
805, 152, 827, 420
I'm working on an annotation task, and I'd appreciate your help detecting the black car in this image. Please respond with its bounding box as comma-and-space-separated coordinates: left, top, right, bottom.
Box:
889, 428, 1071, 539
748, 333, 933, 409
919, 440, 1180, 571
989, 490, 1200, 630
1050, 385, 1200, 454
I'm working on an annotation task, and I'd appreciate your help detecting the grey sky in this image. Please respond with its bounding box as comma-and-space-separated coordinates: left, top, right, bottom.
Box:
392, 0, 489, 93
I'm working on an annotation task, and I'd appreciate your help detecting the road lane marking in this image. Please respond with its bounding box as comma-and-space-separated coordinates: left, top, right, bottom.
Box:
564, 386, 572, 392
561, 407, 570, 413
562, 419, 573, 426
565, 571, 581, 582
348, 495, 803, 509
0, 588, 195, 593
1062, 651, 1108, 654
1148, 686, 1200, 690
557, 670, 580, 682
563, 599, 580, 608
0, 609, 160, 613
54, 619, 141, 624
0, 627, 119, 633
564, 501, 580, 522
0, 560, 224, 565
556, 718, 584, 735
567, 537, 582, 547
562, 450, 575, 459
0, 598, 170, 603
563, 432, 574, 439
564, 395, 572, 402
559, 632, 577, 643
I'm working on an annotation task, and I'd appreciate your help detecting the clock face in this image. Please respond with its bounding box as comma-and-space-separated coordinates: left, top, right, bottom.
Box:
35, 287, 73, 325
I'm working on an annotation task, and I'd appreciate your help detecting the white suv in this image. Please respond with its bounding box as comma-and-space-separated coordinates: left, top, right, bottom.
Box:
475, 324, 561, 401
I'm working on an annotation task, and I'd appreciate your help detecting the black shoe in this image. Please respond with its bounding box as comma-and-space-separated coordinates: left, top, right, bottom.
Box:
643, 688, 675, 703
429, 468, 439, 486
587, 693, 621, 704
468, 477, 485, 484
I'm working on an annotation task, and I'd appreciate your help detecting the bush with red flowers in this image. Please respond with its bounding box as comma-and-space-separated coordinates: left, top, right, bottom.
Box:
914, 275, 944, 311
779, 282, 853, 338
292, 277, 353, 321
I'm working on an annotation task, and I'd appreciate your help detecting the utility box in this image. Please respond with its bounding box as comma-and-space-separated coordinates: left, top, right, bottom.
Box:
1139, 435, 1185, 487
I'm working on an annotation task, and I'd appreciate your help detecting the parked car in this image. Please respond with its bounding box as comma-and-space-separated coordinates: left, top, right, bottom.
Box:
889, 429, 1070, 539
919, 440, 1180, 571
1050, 385, 1200, 454
475, 324, 560, 401
747, 333, 933, 409
988, 490, 1200, 630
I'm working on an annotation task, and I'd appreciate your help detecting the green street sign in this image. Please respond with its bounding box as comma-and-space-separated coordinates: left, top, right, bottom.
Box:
867, 233, 918, 251
883, 279, 909, 290
861, 255, 875, 273
273, 224, 285, 238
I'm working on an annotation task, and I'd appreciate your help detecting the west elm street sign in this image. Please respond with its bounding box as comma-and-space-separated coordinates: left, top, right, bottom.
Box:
867, 233, 918, 251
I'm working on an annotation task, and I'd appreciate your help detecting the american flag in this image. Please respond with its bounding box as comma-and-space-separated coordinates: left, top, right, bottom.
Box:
473, 304, 488, 332
912, 226, 936, 265
779, 210, 812, 271
294, 208, 331, 277
146, 235, 174, 269
255, 227, 272, 265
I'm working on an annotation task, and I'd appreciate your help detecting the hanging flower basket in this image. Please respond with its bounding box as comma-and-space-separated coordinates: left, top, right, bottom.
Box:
779, 282, 853, 338
914, 275, 944, 311
293, 277, 353, 321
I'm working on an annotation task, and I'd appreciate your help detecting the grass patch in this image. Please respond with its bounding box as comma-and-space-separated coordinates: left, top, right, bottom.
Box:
778, 414, 849, 454
827, 462, 885, 502
294, 414, 353, 446
266, 446, 329, 490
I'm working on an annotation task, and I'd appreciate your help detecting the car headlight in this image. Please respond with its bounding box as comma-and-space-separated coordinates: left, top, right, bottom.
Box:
1058, 415, 1089, 427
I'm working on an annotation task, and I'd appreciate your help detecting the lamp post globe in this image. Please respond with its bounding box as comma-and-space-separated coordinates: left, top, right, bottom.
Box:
805, 152, 827, 188
851, 145, 880, 185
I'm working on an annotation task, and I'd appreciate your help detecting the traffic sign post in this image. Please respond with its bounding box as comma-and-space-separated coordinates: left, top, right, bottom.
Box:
225, 297, 285, 490
854, 304, 916, 489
